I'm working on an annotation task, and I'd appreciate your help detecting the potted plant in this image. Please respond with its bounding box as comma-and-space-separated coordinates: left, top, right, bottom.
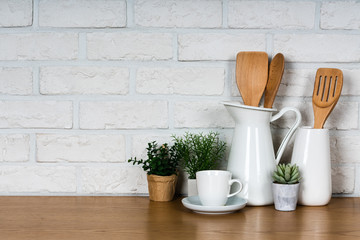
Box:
128, 141, 179, 202
272, 163, 302, 211
172, 132, 227, 196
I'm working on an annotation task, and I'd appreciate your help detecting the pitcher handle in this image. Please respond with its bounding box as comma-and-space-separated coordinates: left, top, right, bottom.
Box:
271, 107, 302, 164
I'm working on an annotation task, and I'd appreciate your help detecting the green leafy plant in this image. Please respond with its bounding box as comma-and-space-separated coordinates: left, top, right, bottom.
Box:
172, 132, 227, 179
128, 141, 179, 176
273, 163, 301, 184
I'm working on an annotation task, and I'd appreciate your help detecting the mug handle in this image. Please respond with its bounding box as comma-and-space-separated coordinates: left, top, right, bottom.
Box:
227, 179, 243, 198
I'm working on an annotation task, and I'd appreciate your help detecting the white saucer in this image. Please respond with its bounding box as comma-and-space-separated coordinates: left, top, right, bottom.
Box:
181, 196, 247, 214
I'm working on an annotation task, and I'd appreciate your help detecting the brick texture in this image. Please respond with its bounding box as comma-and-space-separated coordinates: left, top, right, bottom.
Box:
0, 68, 33, 95
79, 101, 168, 129
273, 34, 360, 62
174, 101, 234, 128
87, 32, 173, 60
178, 33, 266, 61
40, 66, 129, 95
39, 0, 126, 28
0, 134, 30, 162
332, 166, 355, 194
134, 0, 222, 28
37, 134, 126, 163
0, 101, 73, 129
0, 0, 358, 197
321, 1, 360, 30
0, 0, 32, 27
0, 166, 76, 193
228, 1, 315, 29
0, 33, 78, 60
81, 166, 148, 194
136, 67, 224, 95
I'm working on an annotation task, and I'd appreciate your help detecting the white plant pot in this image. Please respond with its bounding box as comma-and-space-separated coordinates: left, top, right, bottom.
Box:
272, 183, 300, 211
187, 179, 198, 196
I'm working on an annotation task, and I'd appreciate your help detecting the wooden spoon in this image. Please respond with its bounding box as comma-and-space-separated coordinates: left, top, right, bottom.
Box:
264, 53, 285, 108
236, 51, 268, 107
312, 68, 343, 129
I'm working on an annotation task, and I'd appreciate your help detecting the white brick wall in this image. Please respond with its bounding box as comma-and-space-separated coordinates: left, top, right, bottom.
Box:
37, 134, 126, 163
136, 67, 225, 95
134, 0, 222, 28
79, 101, 168, 129
39, 0, 127, 28
228, 1, 316, 29
0, 134, 30, 162
81, 166, 148, 194
0, 101, 73, 129
0, 166, 76, 193
174, 101, 233, 128
178, 33, 266, 61
0, 68, 33, 95
0, 0, 359, 197
87, 32, 173, 60
40, 66, 129, 95
0, 33, 78, 60
273, 34, 360, 62
321, 1, 360, 30
0, 0, 32, 27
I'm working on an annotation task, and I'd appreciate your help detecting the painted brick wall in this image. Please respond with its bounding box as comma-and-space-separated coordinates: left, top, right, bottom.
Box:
0, 0, 358, 196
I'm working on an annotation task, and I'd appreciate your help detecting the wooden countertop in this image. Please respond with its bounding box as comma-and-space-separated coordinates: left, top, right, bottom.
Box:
0, 196, 359, 240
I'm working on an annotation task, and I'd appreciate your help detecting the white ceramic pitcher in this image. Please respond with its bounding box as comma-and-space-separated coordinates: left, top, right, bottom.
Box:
222, 102, 301, 206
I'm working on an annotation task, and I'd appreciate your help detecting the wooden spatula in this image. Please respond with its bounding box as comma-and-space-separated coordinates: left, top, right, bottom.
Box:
264, 53, 285, 108
236, 51, 268, 107
312, 68, 343, 129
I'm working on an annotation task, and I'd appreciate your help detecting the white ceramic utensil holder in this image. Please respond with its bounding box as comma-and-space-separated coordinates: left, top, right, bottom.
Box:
291, 127, 332, 206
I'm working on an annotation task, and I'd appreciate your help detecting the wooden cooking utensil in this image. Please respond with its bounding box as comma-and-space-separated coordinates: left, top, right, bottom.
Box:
236, 51, 268, 107
312, 68, 343, 129
264, 53, 285, 108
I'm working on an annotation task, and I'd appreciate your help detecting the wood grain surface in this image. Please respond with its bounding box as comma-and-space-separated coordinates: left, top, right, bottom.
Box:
236, 51, 268, 107
264, 53, 285, 109
0, 196, 359, 240
312, 68, 343, 129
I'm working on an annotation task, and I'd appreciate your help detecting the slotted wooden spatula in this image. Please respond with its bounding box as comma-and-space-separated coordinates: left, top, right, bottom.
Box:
236, 51, 268, 107
312, 68, 343, 129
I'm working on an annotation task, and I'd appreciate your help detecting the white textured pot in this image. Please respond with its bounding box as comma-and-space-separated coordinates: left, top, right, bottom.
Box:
187, 179, 198, 196
272, 183, 300, 211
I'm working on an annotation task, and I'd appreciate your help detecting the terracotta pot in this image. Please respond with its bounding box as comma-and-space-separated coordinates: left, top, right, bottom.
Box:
147, 174, 178, 202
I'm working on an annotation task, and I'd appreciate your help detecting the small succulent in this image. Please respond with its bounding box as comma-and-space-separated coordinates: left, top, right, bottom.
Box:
273, 163, 301, 184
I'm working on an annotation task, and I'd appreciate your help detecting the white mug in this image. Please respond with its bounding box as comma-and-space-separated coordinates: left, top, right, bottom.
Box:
196, 170, 243, 206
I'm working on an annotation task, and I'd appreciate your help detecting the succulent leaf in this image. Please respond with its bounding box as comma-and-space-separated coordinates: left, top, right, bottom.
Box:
277, 165, 284, 176
273, 172, 286, 184
288, 179, 298, 184
290, 172, 299, 181
273, 163, 301, 184
285, 173, 291, 181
